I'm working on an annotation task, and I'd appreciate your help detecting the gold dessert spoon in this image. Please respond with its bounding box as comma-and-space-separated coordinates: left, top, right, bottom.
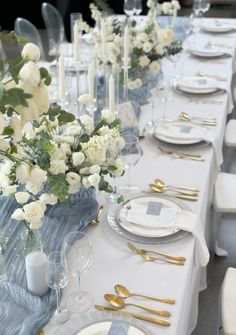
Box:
104, 294, 171, 317
95, 305, 171, 326
127, 242, 186, 262
154, 178, 199, 192
115, 284, 176, 304
149, 183, 198, 197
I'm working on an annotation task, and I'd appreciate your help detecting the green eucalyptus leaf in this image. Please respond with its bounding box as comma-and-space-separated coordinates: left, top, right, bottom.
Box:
39, 67, 52, 86
48, 174, 69, 202
58, 110, 75, 125
2, 126, 14, 136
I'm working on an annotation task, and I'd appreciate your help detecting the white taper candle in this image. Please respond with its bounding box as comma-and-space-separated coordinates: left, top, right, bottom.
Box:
58, 54, 65, 100
101, 19, 107, 58
109, 74, 115, 114
73, 21, 80, 61
88, 61, 95, 102
124, 25, 129, 66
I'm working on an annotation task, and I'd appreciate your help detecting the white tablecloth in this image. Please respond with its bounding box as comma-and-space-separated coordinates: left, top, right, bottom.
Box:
45, 17, 236, 335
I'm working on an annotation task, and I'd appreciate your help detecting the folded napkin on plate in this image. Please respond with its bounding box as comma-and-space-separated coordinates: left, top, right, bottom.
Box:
126, 205, 210, 267
157, 123, 206, 140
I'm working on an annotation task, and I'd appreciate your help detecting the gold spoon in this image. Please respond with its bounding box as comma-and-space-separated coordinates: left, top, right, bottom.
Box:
149, 184, 198, 201
149, 184, 198, 197
142, 254, 185, 266
179, 112, 217, 124
104, 294, 171, 317
95, 305, 171, 326
115, 284, 176, 304
127, 242, 186, 262
154, 178, 199, 192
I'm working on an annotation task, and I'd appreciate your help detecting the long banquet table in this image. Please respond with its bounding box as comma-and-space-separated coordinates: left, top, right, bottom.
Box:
44, 17, 236, 335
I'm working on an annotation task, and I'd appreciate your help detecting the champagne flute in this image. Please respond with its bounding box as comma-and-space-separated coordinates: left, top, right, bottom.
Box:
63, 231, 93, 313
134, 0, 143, 15
118, 134, 141, 195
46, 251, 70, 324
156, 75, 172, 122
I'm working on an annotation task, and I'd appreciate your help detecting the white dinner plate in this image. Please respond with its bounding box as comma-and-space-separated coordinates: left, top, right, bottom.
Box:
153, 121, 206, 145
117, 195, 183, 238
201, 21, 234, 33
75, 320, 148, 335
176, 76, 219, 94
190, 47, 225, 58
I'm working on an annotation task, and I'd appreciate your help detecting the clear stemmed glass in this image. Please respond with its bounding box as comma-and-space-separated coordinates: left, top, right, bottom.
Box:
146, 80, 158, 130
134, 0, 143, 15
62, 231, 93, 313
118, 134, 141, 195
46, 251, 70, 324
156, 75, 173, 122
123, 0, 135, 17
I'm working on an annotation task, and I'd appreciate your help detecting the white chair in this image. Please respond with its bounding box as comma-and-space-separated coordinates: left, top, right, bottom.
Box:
222, 119, 236, 171
220, 267, 236, 335
41, 2, 66, 58
213, 172, 236, 256
14, 17, 46, 60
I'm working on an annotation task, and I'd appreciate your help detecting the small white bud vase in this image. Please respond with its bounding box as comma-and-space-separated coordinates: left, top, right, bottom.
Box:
25, 250, 49, 296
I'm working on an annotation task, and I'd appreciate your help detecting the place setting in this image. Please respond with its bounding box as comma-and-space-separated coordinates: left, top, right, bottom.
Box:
201, 20, 236, 33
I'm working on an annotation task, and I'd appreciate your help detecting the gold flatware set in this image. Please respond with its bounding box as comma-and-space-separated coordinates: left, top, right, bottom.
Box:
91, 205, 104, 224
158, 145, 204, 161
179, 112, 217, 126
148, 177, 199, 201
95, 282, 176, 326
196, 70, 227, 81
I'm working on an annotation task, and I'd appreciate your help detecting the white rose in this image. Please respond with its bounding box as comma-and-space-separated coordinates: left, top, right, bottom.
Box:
139, 55, 150, 68
155, 44, 164, 55
72, 152, 85, 166
5, 185, 17, 195
25, 182, 44, 195
51, 148, 67, 161
87, 173, 100, 188
30, 219, 43, 230
10, 116, 22, 141
60, 143, 71, 155
15, 192, 30, 204
11, 208, 25, 221
98, 125, 112, 136
134, 40, 142, 49
64, 124, 82, 136
66, 172, 81, 185
150, 61, 161, 76
143, 42, 152, 53
53, 135, 74, 145
158, 28, 173, 47
127, 80, 136, 90
0, 113, 4, 135
49, 160, 68, 174
19, 61, 41, 87
101, 109, 115, 123
113, 158, 124, 177
78, 94, 91, 106
89, 165, 101, 174
162, 2, 172, 14
139, 33, 148, 42
16, 163, 31, 183
171, 0, 181, 10
0, 139, 10, 152
85, 143, 106, 165
30, 166, 47, 185
21, 43, 40, 61
39, 193, 58, 205
82, 177, 91, 189
80, 115, 94, 134
23, 200, 46, 224
68, 183, 81, 194
134, 78, 142, 89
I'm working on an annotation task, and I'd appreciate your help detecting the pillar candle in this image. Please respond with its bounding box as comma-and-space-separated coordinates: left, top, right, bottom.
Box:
58, 55, 65, 100
123, 25, 129, 66
25, 250, 49, 296
109, 74, 115, 114
73, 21, 80, 61
88, 61, 95, 102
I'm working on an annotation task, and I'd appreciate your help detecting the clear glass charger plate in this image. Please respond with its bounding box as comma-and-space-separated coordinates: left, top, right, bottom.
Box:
107, 194, 189, 245
54, 311, 150, 335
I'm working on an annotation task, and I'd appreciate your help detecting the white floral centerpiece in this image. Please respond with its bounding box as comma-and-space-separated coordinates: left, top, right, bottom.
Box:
89, 2, 182, 90
0, 34, 124, 243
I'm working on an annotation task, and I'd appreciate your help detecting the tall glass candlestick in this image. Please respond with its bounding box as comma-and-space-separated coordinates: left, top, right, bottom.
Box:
58, 55, 65, 101
109, 74, 115, 114
123, 25, 129, 66
122, 59, 130, 102
73, 21, 80, 61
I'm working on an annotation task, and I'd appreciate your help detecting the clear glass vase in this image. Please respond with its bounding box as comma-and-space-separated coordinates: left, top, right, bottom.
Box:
21, 227, 42, 257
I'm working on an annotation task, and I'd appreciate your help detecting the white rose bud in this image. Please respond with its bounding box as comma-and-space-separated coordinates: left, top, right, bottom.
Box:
101, 109, 115, 123
16, 163, 31, 183
87, 173, 100, 188
15, 192, 30, 204
19, 61, 41, 87
78, 93, 91, 106
21, 43, 41, 61
11, 208, 25, 221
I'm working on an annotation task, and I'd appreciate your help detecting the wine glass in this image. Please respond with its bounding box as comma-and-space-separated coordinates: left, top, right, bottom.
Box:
123, 0, 135, 17
134, 0, 143, 15
62, 231, 93, 313
118, 134, 141, 195
46, 251, 70, 324
156, 75, 173, 122
146, 80, 158, 130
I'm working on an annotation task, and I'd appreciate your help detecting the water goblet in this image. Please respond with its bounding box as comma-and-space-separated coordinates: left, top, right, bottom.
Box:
118, 134, 142, 195
134, 0, 143, 15
123, 0, 135, 17
156, 75, 173, 122
63, 231, 93, 313
46, 251, 70, 324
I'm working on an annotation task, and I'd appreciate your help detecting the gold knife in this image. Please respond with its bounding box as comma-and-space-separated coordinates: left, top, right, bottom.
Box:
174, 194, 198, 201
95, 305, 171, 326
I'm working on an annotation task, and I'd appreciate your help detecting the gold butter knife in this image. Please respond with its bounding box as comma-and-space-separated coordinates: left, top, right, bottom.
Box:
95, 305, 171, 326
174, 194, 198, 201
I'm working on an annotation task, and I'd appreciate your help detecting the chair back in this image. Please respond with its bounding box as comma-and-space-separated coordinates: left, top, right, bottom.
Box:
14, 17, 45, 60
41, 2, 66, 58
